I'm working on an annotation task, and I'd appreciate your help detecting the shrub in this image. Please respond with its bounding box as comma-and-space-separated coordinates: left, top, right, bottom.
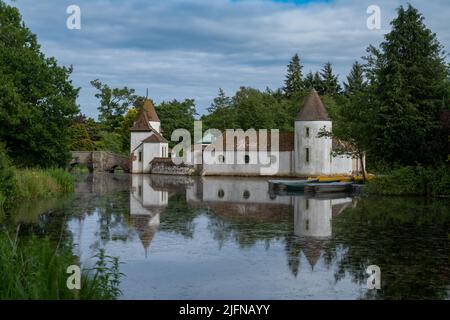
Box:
365, 165, 450, 196
0, 144, 15, 205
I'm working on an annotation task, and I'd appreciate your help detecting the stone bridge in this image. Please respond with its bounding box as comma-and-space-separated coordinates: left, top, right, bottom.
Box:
70, 151, 131, 173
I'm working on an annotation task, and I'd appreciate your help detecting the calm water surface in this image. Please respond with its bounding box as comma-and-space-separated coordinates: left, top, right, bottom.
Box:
6, 174, 450, 299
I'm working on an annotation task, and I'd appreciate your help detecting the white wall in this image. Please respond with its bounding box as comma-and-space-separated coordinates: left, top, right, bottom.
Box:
132, 145, 144, 173
130, 132, 152, 154
193, 177, 292, 205
130, 175, 168, 215
331, 155, 353, 175
294, 121, 332, 176
149, 121, 160, 133
143, 142, 168, 173
202, 151, 292, 176
294, 198, 332, 238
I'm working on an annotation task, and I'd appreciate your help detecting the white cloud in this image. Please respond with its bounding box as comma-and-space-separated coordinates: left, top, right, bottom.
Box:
7, 0, 450, 117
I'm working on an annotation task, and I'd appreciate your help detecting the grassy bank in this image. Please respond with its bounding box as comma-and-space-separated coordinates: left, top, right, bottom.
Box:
365, 165, 450, 196
0, 231, 122, 299
0, 145, 75, 211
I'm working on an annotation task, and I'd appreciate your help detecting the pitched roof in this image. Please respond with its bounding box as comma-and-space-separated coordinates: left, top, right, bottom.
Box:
143, 99, 160, 122
296, 89, 330, 121
130, 99, 160, 132
142, 130, 168, 143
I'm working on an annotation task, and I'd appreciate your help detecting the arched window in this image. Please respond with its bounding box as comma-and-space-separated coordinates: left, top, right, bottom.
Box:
218, 189, 225, 198
243, 190, 250, 199
244, 155, 250, 164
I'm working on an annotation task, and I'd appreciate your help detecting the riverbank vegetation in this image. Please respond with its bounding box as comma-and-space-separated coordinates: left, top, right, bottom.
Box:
0, 145, 74, 212
0, 232, 122, 299
365, 166, 450, 197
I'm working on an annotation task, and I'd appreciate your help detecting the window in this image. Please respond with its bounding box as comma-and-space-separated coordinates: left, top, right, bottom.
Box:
270, 155, 277, 164
138, 185, 142, 197
305, 199, 309, 210
218, 189, 225, 198
306, 127, 310, 138
218, 155, 225, 163
244, 155, 250, 164
243, 190, 250, 200
305, 148, 310, 163
138, 151, 142, 162
305, 219, 309, 231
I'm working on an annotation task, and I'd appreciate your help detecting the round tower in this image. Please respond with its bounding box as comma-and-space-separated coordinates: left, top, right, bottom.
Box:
294, 89, 332, 176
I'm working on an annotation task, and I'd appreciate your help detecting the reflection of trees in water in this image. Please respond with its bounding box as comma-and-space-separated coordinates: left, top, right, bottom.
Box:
322, 196, 450, 300
158, 193, 199, 239
3, 196, 75, 247
204, 203, 291, 249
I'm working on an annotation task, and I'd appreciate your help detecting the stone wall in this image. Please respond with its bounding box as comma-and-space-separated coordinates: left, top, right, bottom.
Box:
149, 157, 195, 176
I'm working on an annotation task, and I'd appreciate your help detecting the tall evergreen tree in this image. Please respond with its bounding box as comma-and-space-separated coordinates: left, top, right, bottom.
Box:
344, 62, 367, 95
320, 62, 341, 95
364, 4, 449, 166
304, 71, 324, 93
283, 54, 304, 98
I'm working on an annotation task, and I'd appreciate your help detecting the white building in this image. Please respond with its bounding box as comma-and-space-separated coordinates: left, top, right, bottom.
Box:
201, 89, 363, 177
130, 90, 363, 176
130, 99, 169, 174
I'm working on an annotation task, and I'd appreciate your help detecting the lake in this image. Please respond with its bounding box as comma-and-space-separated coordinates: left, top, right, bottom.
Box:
5, 173, 450, 299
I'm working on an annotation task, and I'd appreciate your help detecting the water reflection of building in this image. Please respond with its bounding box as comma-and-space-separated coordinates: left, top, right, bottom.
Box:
187, 177, 353, 271
293, 196, 352, 270
130, 175, 169, 256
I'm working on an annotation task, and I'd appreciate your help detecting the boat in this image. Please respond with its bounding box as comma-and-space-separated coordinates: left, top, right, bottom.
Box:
304, 182, 353, 193
268, 179, 347, 192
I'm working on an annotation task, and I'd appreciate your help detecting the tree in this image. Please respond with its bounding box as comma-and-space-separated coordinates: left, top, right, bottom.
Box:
155, 99, 197, 146
118, 108, 139, 153
283, 54, 304, 98
364, 4, 450, 166
343, 62, 367, 95
319, 62, 341, 95
203, 88, 235, 131
0, 1, 80, 168
91, 79, 137, 132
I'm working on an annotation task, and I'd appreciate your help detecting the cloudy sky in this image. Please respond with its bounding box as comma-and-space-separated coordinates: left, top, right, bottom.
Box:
6, 0, 450, 118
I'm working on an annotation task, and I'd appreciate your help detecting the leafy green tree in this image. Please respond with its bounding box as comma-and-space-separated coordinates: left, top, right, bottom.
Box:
364, 4, 449, 166
283, 54, 304, 98
0, 1, 79, 167
118, 108, 139, 153
91, 79, 137, 132
68, 123, 96, 151
155, 99, 197, 145
319, 62, 341, 95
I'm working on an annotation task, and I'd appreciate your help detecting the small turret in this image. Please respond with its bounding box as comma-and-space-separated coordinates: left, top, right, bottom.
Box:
294, 89, 332, 176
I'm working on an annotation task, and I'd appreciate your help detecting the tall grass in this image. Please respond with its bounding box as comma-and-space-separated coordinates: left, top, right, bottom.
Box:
0, 231, 122, 300
12, 168, 74, 200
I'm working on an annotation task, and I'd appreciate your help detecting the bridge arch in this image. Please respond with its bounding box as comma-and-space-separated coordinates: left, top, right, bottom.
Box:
70, 151, 131, 173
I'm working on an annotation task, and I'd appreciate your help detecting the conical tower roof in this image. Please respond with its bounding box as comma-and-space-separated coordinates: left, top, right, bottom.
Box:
130, 98, 160, 132
296, 89, 330, 121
